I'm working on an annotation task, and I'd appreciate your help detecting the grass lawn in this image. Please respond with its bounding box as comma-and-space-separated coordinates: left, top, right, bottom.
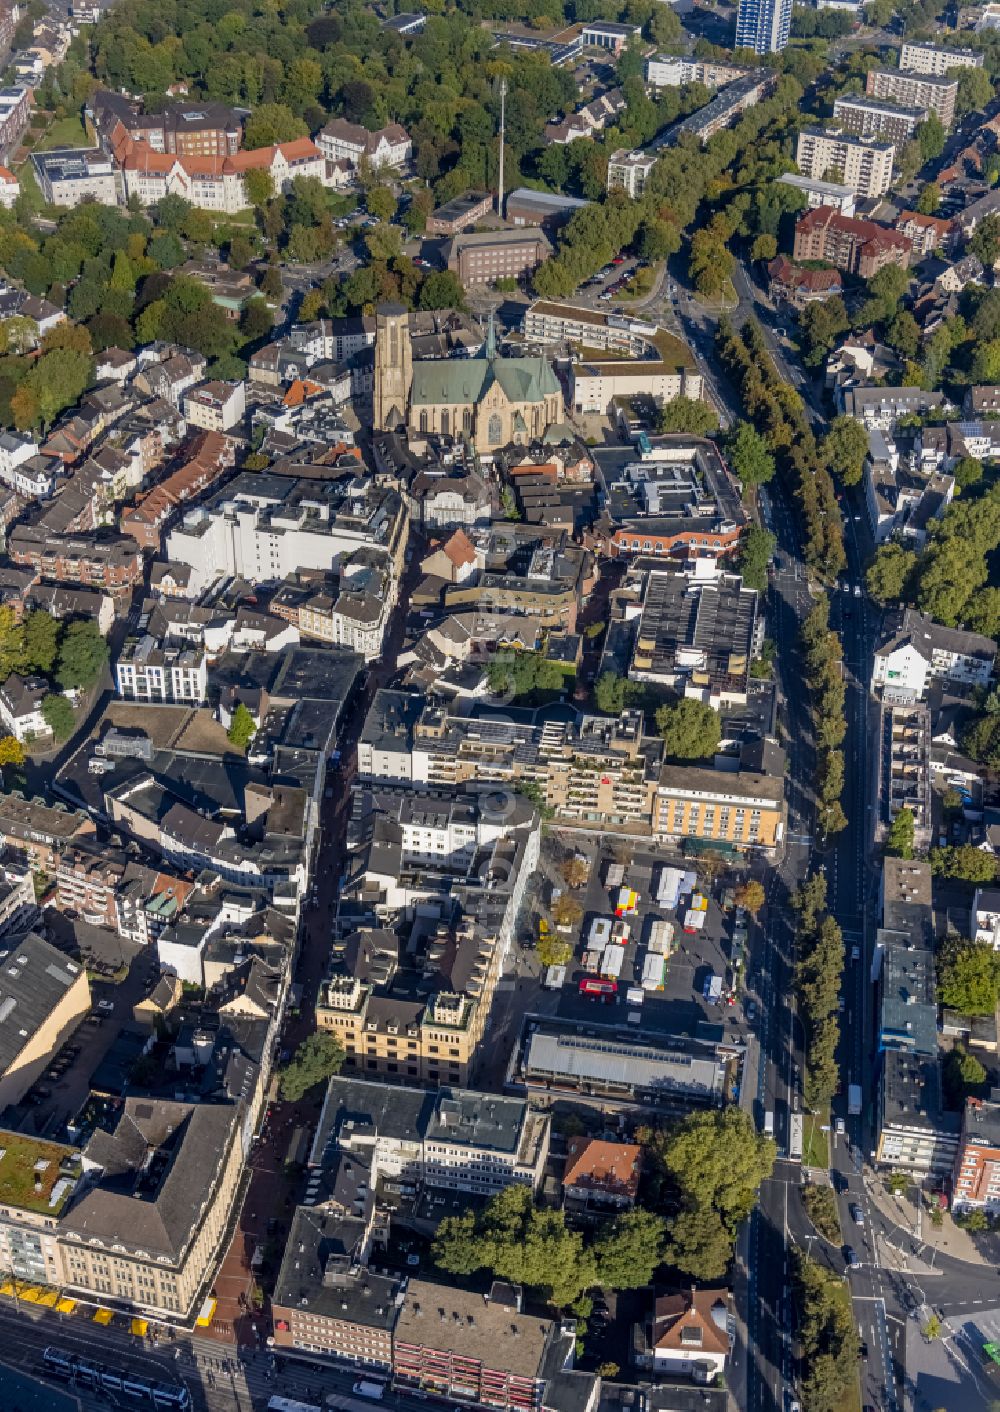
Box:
33, 113, 90, 152
802, 1107, 830, 1170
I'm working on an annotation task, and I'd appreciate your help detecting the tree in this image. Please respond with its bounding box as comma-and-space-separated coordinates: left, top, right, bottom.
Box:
594, 672, 627, 714
55, 620, 107, 690
973, 338, 1000, 384
21, 611, 59, 676
537, 934, 573, 968
244, 104, 307, 148
656, 699, 721, 760
867, 543, 917, 604
561, 856, 589, 890
592, 1210, 666, 1290
727, 421, 775, 489
244, 169, 274, 209
954, 455, 984, 492
930, 845, 997, 884
866, 264, 910, 323
971, 214, 1000, 269
365, 186, 397, 224
750, 233, 777, 262
736, 524, 775, 593
0, 735, 24, 766
649, 1108, 775, 1280
240, 297, 274, 342
15, 348, 92, 431
41, 692, 75, 741
149, 230, 184, 269
227, 702, 256, 752
735, 880, 765, 915
938, 936, 1000, 1015
821, 415, 869, 487
433, 1186, 597, 1309
279, 1031, 345, 1102
638, 219, 680, 261
916, 182, 941, 216
418, 271, 466, 310
517, 779, 554, 820
796, 1255, 859, 1412
658, 396, 718, 436
885, 807, 915, 860
551, 895, 583, 930
688, 230, 733, 298
487, 651, 564, 702
943, 1044, 987, 1108
917, 113, 946, 164
798, 296, 849, 368
955, 64, 994, 118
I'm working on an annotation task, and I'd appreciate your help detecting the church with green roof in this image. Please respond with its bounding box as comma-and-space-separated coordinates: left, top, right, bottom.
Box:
373, 303, 564, 454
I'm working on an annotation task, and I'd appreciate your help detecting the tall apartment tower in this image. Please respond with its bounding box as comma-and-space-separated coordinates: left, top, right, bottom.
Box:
373, 302, 413, 433
735, 0, 791, 54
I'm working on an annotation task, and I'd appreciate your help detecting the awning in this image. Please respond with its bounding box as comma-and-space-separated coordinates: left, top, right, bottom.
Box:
93, 1308, 113, 1325
195, 1297, 217, 1328
131, 1318, 148, 1336
683, 838, 738, 858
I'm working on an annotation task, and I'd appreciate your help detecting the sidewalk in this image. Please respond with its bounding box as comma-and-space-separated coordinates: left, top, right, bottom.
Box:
863, 1173, 986, 1265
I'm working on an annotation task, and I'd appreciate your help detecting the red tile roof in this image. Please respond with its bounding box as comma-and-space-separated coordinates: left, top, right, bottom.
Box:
563, 1137, 641, 1198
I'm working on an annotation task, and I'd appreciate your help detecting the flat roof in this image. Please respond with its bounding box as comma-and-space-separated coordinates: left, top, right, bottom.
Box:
506, 187, 587, 212
0, 1130, 81, 1215
523, 1023, 726, 1102
395, 1276, 556, 1378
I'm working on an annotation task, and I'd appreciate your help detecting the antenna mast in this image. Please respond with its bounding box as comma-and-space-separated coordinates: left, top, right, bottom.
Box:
497, 77, 507, 218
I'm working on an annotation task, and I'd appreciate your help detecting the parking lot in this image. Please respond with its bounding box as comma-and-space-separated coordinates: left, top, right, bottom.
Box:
9, 941, 158, 1137
541, 838, 753, 1041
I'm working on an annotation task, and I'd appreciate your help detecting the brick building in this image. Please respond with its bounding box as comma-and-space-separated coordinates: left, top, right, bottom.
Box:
793, 206, 912, 278
952, 1095, 1000, 1214
393, 1278, 575, 1408
426, 191, 494, 236
7, 527, 144, 593
445, 228, 552, 289
120, 429, 235, 553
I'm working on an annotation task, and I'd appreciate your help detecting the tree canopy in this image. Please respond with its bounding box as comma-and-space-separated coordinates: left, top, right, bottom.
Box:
55, 620, 108, 691
279, 1031, 345, 1102
937, 936, 1000, 1016
655, 699, 721, 761
642, 1108, 775, 1280
227, 703, 257, 752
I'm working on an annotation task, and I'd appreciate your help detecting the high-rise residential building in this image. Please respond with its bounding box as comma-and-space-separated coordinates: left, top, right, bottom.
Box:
866, 68, 958, 129
833, 93, 927, 145
606, 148, 657, 198
795, 128, 895, 200
735, 0, 791, 55
899, 41, 983, 76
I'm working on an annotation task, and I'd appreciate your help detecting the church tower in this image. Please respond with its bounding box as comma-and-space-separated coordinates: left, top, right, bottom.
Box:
373, 303, 413, 433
